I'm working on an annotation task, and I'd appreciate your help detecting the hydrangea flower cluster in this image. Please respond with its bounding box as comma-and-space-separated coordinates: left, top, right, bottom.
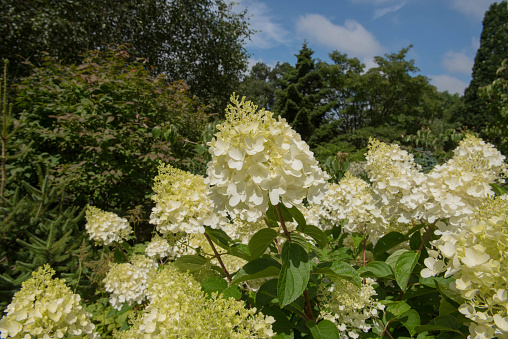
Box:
145, 234, 173, 260
85, 205, 132, 246
103, 255, 157, 310
206, 95, 329, 222
149, 163, 228, 235
318, 278, 384, 338
114, 263, 275, 338
326, 173, 388, 243
407, 135, 507, 229
0, 264, 97, 338
366, 138, 425, 223
421, 197, 508, 338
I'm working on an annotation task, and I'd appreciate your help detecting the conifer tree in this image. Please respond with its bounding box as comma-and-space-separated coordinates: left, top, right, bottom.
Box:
462, 1, 508, 131
275, 43, 327, 141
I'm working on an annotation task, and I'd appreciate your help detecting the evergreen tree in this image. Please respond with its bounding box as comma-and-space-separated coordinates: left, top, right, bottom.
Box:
462, 1, 508, 131
274, 43, 327, 141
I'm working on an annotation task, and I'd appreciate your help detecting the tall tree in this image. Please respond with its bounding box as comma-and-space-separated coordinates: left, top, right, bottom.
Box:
462, 1, 508, 131
275, 44, 327, 141
0, 0, 252, 110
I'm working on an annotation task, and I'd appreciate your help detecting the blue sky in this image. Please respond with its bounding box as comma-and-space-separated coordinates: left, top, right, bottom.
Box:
230, 0, 500, 95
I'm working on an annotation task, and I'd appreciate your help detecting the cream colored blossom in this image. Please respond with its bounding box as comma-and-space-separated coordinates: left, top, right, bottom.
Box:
366, 138, 425, 224
149, 163, 228, 235
0, 264, 97, 338
85, 205, 132, 246
114, 263, 275, 338
421, 197, 508, 338
318, 278, 384, 338
408, 135, 507, 230
206, 95, 329, 222
103, 255, 157, 310
145, 234, 172, 260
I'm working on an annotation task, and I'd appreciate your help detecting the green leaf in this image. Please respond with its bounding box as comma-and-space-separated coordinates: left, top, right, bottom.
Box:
249, 228, 279, 259
174, 255, 209, 272
288, 205, 306, 230
395, 250, 420, 292
490, 183, 507, 196
415, 315, 468, 335
262, 307, 294, 336
277, 203, 295, 222
278, 242, 310, 307
307, 319, 341, 339
228, 244, 251, 261
266, 203, 279, 222
352, 233, 366, 249
399, 309, 421, 336
151, 126, 161, 138
373, 232, 406, 258
301, 225, 328, 248
358, 261, 394, 278
313, 261, 361, 287
384, 301, 411, 321
201, 276, 227, 296
113, 248, 127, 263
221, 285, 242, 300
205, 227, 232, 251
231, 258, 281, 285
256, 279, 304, 314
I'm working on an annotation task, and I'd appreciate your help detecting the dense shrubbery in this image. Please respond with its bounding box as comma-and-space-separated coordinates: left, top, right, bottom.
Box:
3, 95, 507, 338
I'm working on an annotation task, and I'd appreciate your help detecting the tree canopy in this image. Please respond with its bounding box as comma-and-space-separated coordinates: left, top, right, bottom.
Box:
0, 0, 252, 110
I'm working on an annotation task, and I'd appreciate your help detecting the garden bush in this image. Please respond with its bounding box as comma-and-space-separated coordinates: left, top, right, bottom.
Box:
1, 95, 508, 338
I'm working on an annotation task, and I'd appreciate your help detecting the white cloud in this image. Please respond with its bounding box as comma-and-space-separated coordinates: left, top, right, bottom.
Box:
296, 14, 384, 59
430, 75, 468, 94
442, 51, 474, 74
449, 0, 498, 20
374, 2, 406, 19
231, 0, 290, 49
471, 36, 480, 51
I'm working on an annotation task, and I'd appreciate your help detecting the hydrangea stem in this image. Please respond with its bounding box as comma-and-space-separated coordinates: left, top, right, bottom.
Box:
204, 232, 232, 283
275, 204, 292, 242
417, 224, 434, 253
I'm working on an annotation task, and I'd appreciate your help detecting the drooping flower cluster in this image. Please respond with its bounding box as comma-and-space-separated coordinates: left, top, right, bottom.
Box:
0, 264, 97, 338
318, 278, 385, 338
421, 197, 508, 338
408, 135, 507, 229
206, 95, 329, 222
114, 263, 275, 338
366, 138, 426, 224
149, 163, 228, 235
85, 205, 132, 246
103, 255, 157, 310
145, 234, 172, 260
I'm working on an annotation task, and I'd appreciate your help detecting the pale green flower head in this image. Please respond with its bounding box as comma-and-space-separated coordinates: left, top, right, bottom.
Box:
206, 94, 329, 222
114, 263, 275, 338
318, 278, 384, 338
0, 264, 97, 338
422, 197, 508, 338
85, 205, 132, 246
103, 255, 157, 311
149, 163, 228, 235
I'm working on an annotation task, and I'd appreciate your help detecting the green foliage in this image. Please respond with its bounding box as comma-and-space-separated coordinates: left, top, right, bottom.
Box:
14, 46, 209, 217
481, 58, 508, 155
462, 1, 508, 131
1, 0, 253, 111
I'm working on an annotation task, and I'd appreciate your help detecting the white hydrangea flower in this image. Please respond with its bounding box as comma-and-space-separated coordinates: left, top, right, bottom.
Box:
145, 234, 172, 260
318, 278, 385, 338
103, 255, 157, 311
0, 264, 97, 338
421, 197, 508, 338
114, 263, 275, 338
366, 138, 426, 224
85, 205, 132, 246
206, 95, 329, 222
409, 135, 507, 230
149, 163, 228, 235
